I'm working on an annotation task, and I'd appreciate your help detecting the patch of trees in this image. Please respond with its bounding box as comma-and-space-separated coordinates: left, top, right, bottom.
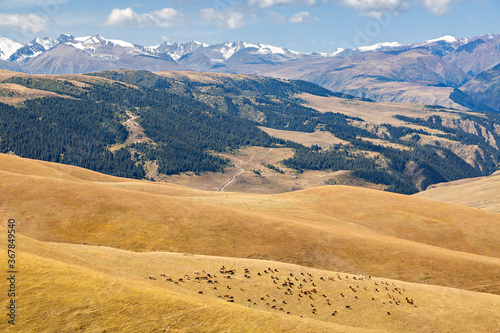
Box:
263, 163, 284, 174
3, 76, 88, 98
4, 69, 496, 189
282, 137, 484, 194
134, 98, 280, 174
281, 144, 418, 193
350, 139, 482, 190
0, 98, 144, 178
381, 123, 430, 140
86, 69, 173, 89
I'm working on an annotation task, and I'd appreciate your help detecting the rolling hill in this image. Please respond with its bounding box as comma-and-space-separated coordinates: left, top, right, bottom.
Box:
415, 171, 500, 213
1, 153, 499, 332
1, 153, 499, 294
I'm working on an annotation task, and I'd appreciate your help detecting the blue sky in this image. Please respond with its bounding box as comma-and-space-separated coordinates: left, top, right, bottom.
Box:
0, 0, 499, 53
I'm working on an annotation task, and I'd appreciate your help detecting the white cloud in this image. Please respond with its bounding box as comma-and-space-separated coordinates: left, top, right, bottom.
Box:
340, 0, 410, 15
200, 8, 246, 29
267, 11, 288, 23
248, 0, 316, 9
105, 7, 183, 27
0, 12, 47, 33
421, 0, 454, 15
150, 8, 184, 25
289, 11, 319, 23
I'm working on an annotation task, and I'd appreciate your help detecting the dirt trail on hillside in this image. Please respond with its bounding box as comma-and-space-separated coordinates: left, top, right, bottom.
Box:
123, 110, 153, 145
219, 148, 273, 192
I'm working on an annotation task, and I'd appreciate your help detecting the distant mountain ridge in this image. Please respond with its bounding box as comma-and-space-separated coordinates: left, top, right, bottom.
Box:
4, 33, 497, 73
1, 33, 499, 111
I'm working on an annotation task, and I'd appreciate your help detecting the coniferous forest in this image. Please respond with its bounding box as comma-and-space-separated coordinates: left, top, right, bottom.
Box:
1, 69, 500, 194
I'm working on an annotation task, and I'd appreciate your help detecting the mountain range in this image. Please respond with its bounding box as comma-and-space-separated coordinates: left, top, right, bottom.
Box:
1, 33, 499, 111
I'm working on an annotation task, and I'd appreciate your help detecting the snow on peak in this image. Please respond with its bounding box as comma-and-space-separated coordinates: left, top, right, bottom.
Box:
33, 37, 57, 50
193, 41, 209, 47
358, 42, 401, 52
483, 33, 499, 39
330, 48, 345, 56
219, 41, 248, 59
0, 37, 23, 60
74, 36, 91, 42
72, 35, 135, 49
106, 38, 135, 48
426, 35, 457, 44
255, 44, 286, 55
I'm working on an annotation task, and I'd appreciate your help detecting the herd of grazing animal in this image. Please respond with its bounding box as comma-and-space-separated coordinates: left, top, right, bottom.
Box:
147, 265, 418, 320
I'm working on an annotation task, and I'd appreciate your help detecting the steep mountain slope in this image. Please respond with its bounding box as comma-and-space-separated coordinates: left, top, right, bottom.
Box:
23, 35, 184, 74
443, 34, 500, 75
461, 62, 500, 111
0, 37, 22, 60
2, 153, 500, 295
7, 34, 73, 62
243, 47, 475, 109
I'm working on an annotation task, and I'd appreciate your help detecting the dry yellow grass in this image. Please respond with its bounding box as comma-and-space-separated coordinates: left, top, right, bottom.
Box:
3, 232, 368, 333
154, 70, 263, 84
415, 171, 500, 213
259, 126, 348, 148
1, 153, 499, 298
158, 147, 382, 194
297, 93, 465, 126
0, 82, 71, 104
1, 232, 499, 332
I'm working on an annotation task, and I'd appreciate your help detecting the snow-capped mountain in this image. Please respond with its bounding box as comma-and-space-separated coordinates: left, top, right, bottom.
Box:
1, 32, 499, 112
145, 40, 305, 69
23, 34, 181, 74
0, 37, 22, 61
357, 42, 401, 52
148, 41, 208, 61
0, 33, 498, 79
8, 34, 73, 62
0, 34, 312, 73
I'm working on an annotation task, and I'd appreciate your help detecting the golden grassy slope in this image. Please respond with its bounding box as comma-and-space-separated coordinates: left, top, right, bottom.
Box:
154, 70, 263, 84
1, 153, 499, 297
0, 69, 140, 105
297, 92, 464, 126
259, 126, 348, 148
415, 171, 500, 213
2, 232, 364, 333
1, 231, 499, 332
